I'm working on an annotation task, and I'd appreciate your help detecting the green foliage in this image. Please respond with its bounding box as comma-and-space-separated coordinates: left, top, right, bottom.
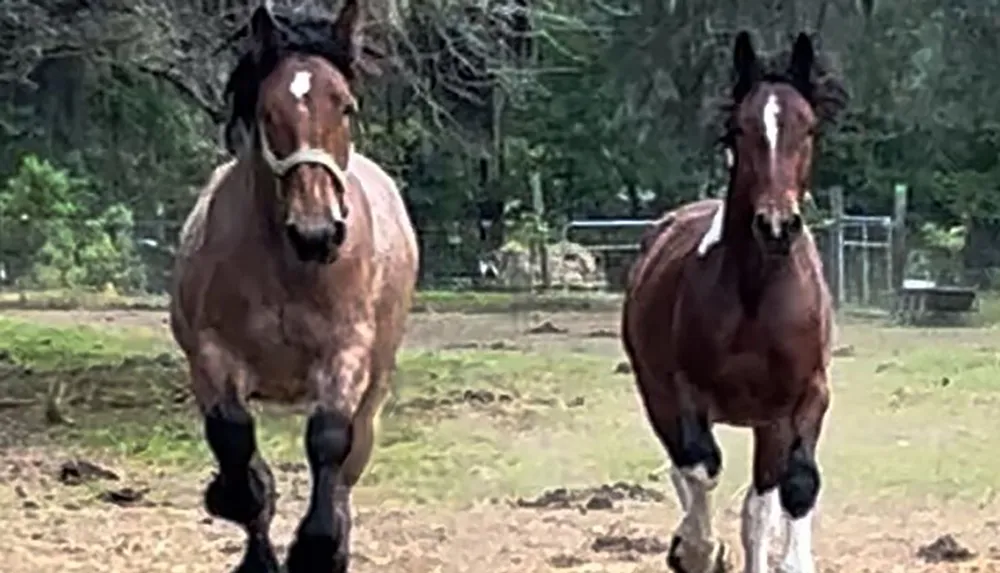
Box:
5, 0, 1000, 287
0, 155, 146, 292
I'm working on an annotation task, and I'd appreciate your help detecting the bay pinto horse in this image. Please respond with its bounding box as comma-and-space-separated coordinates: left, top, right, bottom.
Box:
622, 31, 848, 573
169, 1, 419, 572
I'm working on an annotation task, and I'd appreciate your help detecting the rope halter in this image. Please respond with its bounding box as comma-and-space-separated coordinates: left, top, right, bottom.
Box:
257, 121, 352, 197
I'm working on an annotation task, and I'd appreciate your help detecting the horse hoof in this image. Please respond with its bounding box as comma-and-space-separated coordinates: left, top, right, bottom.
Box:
285, 533, 348, 573
667, 535, 732, 573
231, 536, 282, 573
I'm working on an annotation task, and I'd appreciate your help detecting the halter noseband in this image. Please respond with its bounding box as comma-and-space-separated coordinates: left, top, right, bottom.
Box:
257, 121, 352, 194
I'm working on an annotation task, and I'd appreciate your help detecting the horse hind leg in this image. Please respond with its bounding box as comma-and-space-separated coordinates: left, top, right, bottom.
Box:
200, 377, 280, 573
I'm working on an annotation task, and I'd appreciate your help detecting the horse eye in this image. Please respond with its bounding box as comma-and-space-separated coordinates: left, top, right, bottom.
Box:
343, 102, 358, 117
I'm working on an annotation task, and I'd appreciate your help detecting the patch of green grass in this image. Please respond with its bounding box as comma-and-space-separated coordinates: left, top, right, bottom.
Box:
0, 289, 168, 311
3, 315, 1000, 509
0, 316, 170, 369
0, 288, 624, 315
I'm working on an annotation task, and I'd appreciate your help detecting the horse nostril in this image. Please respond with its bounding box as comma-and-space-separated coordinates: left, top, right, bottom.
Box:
331, 220, 347, 247
753, 213, 770, 236
786, 213, 804, 235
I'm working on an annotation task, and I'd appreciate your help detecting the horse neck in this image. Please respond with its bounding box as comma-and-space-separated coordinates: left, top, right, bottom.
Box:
719, 182, 787, 315
209, 156, 284, 247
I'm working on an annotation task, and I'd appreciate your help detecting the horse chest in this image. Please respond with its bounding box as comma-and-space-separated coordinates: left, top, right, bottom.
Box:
234, 305, 346, 400
679, 305, 818, 422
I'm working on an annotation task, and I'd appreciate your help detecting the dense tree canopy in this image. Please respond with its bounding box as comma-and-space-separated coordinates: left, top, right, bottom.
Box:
1, 0, 999, 291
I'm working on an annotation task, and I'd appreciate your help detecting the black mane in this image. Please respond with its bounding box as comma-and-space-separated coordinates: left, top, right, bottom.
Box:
715, 38, 849, 150
221, 8, 359, 154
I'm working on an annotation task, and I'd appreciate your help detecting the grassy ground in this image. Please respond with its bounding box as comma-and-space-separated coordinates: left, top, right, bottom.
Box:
0, 288, 625, 315
1, 310, 999, 572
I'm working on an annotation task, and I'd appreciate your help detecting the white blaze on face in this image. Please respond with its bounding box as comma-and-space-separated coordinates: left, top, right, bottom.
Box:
763, 92, 781, 155
289, 71, 313, 100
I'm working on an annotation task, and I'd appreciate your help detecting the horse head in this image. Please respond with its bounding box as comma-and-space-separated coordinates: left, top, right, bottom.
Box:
227, 0, 363, 263
723, 31, 846, 257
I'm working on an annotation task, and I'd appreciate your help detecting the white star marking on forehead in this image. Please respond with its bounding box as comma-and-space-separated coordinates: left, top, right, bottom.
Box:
289, 71, 312, 100
763, 92, 780, 152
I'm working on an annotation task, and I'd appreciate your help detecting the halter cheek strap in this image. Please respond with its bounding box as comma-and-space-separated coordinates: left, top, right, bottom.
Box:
257, 121, 352, 194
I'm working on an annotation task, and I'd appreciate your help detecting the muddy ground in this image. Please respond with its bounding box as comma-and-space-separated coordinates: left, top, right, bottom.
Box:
1, 309, 999, 572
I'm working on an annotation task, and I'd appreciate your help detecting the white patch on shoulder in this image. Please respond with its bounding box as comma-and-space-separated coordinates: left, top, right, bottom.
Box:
289, 71, 312, 100
763, 92, 781, 152
724, 147, 734, 168
697, 203, 725, 257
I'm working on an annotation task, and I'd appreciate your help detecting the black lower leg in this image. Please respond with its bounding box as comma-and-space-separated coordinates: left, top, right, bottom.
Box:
666, 412, 722, 479
203, 399, 279, 573
778, 437, 820, 519
286, 408, 354, 573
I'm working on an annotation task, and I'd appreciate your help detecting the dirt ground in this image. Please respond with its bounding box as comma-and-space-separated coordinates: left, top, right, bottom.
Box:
1, 309, 999, 573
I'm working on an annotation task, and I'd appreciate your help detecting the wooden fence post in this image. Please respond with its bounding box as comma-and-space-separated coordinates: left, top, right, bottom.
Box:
530, 172, 549, 289
829, 185, 844, 308
891, 183, 908, 294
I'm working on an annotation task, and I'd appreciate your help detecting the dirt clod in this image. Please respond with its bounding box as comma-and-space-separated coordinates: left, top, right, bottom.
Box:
547, 553, 588, 568
397, 388, 517, 413
614, 361, 632, 374
832, 344, 856, 357
591, 534, 669, 555
98, 486, 151, 507
58, 459, 120, 485
442, 340, 520, 351
584, 328, 617, 338
526, 321, 568, 335
916, 534, 976, 563
515, 481, 665, 511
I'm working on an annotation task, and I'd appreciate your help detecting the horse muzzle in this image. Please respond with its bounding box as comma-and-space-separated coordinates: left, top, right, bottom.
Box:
286, 218, 346, 263
752, 210, 803, 256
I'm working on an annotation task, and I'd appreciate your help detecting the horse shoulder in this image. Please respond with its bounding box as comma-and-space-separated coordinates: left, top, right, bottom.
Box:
348, 153, 419, 276
178, 158, 239, 261
630, 199, 722, 291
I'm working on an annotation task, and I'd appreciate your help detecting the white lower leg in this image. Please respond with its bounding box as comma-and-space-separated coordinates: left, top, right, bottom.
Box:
677, 464, 718, 546
670, 465, 693, 512
740, 487, 779, 573
779, 510, 815, 573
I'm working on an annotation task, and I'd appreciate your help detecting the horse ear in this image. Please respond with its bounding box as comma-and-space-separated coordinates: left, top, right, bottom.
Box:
732, 31, 760, 99
250, 3, 277, 57
788, 32, 815, 88
333, 0, 362, 59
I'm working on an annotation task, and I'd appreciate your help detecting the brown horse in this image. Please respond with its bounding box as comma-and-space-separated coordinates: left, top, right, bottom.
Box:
622, 31, 847, 573
169, 2, 419, 572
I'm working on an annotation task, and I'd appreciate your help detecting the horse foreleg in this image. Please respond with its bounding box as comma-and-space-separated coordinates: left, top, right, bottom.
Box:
776, 375, 829, 573
744, 375, 829, 573
665, 413, 730, 573
285, 347, 372, 573
742, 425, 788, 573
197, 364, 279, 573
642, 386, 729, 573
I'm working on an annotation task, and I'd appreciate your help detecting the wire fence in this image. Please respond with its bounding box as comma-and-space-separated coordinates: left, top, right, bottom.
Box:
0, 210, 917, 311
0, 215, 515, 295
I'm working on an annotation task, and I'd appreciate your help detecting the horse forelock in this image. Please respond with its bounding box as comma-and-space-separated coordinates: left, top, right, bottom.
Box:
222, 10, 359, 155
